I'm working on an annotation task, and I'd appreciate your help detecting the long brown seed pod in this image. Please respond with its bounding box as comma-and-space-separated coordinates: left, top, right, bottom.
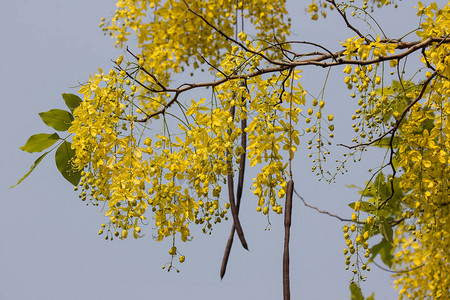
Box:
225, 105, 248, 252
226, 172, 248, 250
283, 179, 294, 300
220, 101, 247, 278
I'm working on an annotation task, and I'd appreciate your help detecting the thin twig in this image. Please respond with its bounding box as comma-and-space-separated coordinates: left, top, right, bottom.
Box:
273, 36, 293, 61
326, 0, 369, 42
115, 64, 160, 93
294, 188, 354, 222
182, 0, 285, 67
293, 188, 405, 227
337, 128, 394, 149
372, 259, 425, 274
277, 40, 338, 61
126, 47, 167, 91
197, 51, 229, 79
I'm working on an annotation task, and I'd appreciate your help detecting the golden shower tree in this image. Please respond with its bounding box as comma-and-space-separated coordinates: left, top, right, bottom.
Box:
15, 0, 450, 299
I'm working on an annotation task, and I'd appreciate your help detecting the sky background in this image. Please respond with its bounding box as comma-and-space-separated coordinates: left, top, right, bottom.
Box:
1, 1, 444, 299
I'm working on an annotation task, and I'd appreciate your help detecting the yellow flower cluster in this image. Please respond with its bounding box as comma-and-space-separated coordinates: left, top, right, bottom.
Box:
100, 0, 290, 115
305, 97, 335, 178
62, 0, 450, 292
340, 36, 398, 146
307, 0, 397, 22
391, 3, 450, 298
342, 35, 397, 61
340, 2, 450, 297
392, 83, 450, 299
342, 222, 371, 276
74, 0, 293, 254
70, 35, 307, 265
70, 67, 201, 255
215, 47, 305, 216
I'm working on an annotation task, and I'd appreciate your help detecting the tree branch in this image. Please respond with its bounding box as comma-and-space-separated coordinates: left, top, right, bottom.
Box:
294, 188, 354, 222
128, 37, 449, 123
326, 0, 369, 41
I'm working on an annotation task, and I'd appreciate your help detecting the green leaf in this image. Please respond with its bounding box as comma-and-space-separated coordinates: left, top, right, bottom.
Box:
377, 85, 395, 96
370, 238, 394, 268
378, 217, 394, 244
55, 141, 81, 186
373, 136, 401, 149
9, 151, 50, 188
350, 282, 364, 300
39, 109, 74, 131
346, 184, 362, 189
20, 133, 60, 153
348, 201, 377, 212
62, 93, 82, 113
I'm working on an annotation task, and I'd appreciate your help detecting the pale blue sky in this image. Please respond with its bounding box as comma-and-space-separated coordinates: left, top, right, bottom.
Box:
1, 1, 441, 299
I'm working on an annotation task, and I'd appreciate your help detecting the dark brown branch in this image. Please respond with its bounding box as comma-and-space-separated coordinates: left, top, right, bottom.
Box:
326, 0, 368, 41
126, 47, 167, 91
294, 188, 405, 227
134, 65, 291, 122
136, 92, 181, 122
277, 40, 338, 61
397, 60, 407, 94
132, 37, 449, 123
283, 52, 329, 62
295, 37, 450, 68
390, 217, 405, 227
337, 128, 394, 149
294, 188, 354, 222
273, 36, 294, 61
197, 51, 229, 79
115, 64, 160, 93
278, 68, 294, 105
421, 48, 435, 71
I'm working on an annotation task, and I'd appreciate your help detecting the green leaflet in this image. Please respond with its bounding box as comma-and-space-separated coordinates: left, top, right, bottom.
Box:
350, 282, 364, 300
370, 238, 394, 268
39, 109, 74, 131
15, 93, 82, 187
55, 141, 81, 186
20, 133, 60, 153
348, 201, 377, 212
373, 136, 401, 149
350, 282, 375, 300
378, 217, 394, 244
62, 93, 82, 113
9, 151, 50, 188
